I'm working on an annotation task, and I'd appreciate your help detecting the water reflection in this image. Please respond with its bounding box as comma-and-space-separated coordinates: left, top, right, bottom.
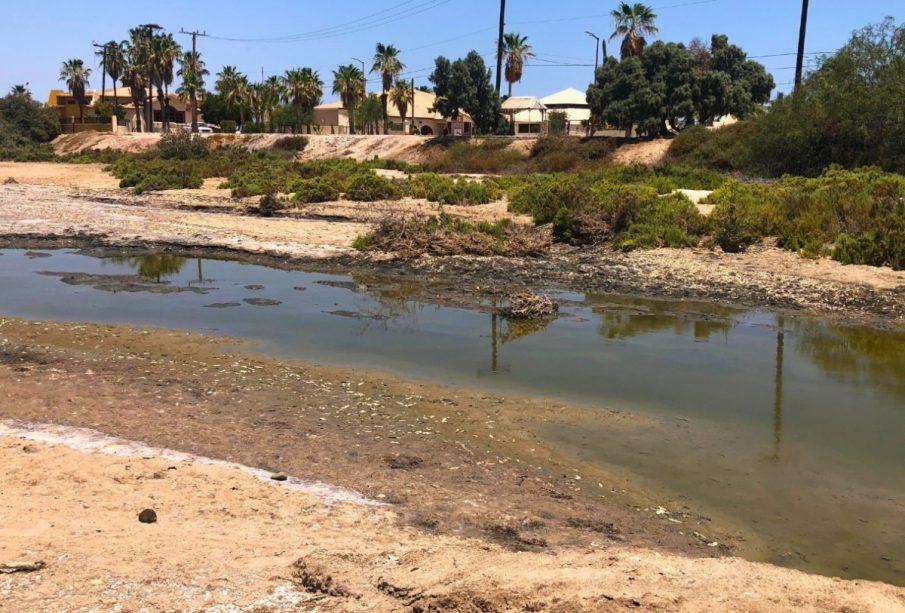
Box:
773, 318, 785, 460
793, 319, 905, 401
108, 254, 187, 282
586, 293, 736, 341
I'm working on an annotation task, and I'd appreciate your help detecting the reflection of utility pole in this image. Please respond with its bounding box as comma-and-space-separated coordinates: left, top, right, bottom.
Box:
773, 317, 785, 460
491, 312, 498, 373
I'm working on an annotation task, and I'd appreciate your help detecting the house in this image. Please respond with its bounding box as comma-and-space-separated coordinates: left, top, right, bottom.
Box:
47, 87, 202, 133
502, 96, 547, 137
312, 89, 472, 136
540, 88, 590, 135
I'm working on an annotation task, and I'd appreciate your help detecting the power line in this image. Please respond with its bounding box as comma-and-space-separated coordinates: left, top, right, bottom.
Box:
208, 0, 454, 44
509, 0, 719, 27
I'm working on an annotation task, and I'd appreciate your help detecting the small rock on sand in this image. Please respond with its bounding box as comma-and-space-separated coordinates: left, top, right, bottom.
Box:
138, 508, 157, 524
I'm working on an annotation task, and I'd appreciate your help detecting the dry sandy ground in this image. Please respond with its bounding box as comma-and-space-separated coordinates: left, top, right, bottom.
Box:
3, 430, 904, 613
610, 139, 672, 166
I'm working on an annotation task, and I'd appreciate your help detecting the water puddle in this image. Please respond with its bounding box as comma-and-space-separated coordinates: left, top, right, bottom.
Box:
0, 249, 903, 584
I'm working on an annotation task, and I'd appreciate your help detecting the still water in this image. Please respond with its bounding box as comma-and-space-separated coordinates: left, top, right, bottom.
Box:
1, 249, 903, 584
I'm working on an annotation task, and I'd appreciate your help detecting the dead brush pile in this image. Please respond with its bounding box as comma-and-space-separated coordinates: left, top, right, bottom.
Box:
501, 292, 559, 319
354, 213, 550, 259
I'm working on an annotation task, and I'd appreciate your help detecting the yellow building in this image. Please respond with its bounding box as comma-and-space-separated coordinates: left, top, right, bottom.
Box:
47, 87, 202, 133
313, 89, 472, 136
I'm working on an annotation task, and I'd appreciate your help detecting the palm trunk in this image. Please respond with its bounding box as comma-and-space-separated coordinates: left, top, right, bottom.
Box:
191, 95, 198, 133
113, 82, 119, 109
157, 91, 166, 132
507, 81, 512, 98
381, 93, 388, 134
147, 85, 154, 132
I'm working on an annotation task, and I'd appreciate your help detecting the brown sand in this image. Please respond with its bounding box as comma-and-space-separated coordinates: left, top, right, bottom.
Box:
2, 431, 904, 612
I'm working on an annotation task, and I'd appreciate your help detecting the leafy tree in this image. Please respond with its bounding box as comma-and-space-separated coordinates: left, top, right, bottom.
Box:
610, 2, 659, 59
200, 93, 242, 126
59, 59, 92, 122
356, 93, 383, 134
430, 51, 501, 135
0, 86, 60, 150
371, 43, 405, 134
588, 35, 772, 136
501, 32, 535, 97
332, 64, 364, 134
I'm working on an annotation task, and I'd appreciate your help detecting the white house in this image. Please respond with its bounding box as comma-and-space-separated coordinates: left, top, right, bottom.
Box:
502, 96, 547, 137
540, 88, 590, 135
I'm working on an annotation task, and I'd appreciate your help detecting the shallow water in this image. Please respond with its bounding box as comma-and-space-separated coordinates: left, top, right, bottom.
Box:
1, 249, 903, 584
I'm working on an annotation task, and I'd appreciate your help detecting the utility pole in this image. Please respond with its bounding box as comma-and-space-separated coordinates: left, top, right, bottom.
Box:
794, 0, 810, 91
495, 0, 506, 94
92, 42, 108, 103
180, 28, 209, 132
352, 57, 367, 95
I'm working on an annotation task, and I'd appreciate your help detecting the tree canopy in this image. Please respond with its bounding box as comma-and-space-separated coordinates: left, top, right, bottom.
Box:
429, 51, 501, 135
0, 86, 60, 152
587, 34, 773, 137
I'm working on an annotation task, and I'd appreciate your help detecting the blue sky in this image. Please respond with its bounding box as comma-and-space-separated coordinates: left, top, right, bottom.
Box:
1, 0, 900, 102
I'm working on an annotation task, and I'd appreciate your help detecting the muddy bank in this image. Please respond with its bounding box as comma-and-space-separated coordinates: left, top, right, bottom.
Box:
0, 317, 732, 562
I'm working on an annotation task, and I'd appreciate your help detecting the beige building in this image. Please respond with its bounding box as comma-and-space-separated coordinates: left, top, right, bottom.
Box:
502, 96, 548, 137
313, 89, 472, 136
47, 87, 202, 133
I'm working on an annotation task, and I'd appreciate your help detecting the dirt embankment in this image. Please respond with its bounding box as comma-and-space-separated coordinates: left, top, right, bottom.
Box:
50, 132, 672, 166
2, 318, 905, 612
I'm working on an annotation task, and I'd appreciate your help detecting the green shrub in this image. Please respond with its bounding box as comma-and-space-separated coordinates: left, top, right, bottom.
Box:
219, 120, 236, 134
509, 174, 594, 223
4, 143, 57, 162
614, 193, 707, 251
406, 173, 500, 204
157, 130, 210, 160
292, 178, 340, 204
117, 159, 203, 193
527, 137, 618, 173
345, 172, 402, 201
273, 135, 308, 152
708, 180, 783, 252
421, 138, 525, 174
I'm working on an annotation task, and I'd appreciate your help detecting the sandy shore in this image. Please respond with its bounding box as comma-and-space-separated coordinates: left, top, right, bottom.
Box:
2, 320, 904, 611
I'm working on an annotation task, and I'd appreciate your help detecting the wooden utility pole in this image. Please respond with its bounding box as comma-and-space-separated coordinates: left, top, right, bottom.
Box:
180, 28, 209, 132
794, 0, 810, 91
495, 0, 506, 94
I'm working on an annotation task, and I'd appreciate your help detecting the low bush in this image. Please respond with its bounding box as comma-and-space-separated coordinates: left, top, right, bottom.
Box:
157, 130, 210, 160
527, 137, 618, 173
219, 120, 236, 134
273, 135, 309, 152
117, 158, 204, 193
707, 168, 905, 268
421, 138, 525, 174
345, 172, 401, 201
292, 177, 340, 204
1, 143, 57, 162
405, 173, 500, 205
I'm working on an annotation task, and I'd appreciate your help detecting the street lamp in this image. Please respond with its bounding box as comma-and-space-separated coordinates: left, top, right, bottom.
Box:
352, 57, 366, 95
585, 31, 600, 75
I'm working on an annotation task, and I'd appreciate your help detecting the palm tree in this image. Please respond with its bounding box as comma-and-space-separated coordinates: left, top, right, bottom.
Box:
261, 75, 283, 131
176, 50, 208, 132
102, 41, 126, 109
216, 65, 245, 126
501, 32, 535, 98
332, 64, 364, 134
609, 2, 658, 59
283, 67, 323, 133
371, 43, 405, 134
59, 59, 91, 123
126, 28, 152, 131
151, 33, 181, 131
357, 93, 383, 135
389, 79, 413, 134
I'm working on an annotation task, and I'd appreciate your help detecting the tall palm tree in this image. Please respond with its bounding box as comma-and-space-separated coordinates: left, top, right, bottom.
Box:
176, 50, 208, 132
262, 75, 283, 131
103, 41, 126, 108
332, 64, 364, 134
389, 79, 414, 133
151, 33, 181, 131
283, 67, 323, 133
216, 66, 248, 127
58, 59, 91, 123
126, 28, 152, 131
609, 2, 658, 59
370, 43, 405, 134
501, 32, 535, 98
